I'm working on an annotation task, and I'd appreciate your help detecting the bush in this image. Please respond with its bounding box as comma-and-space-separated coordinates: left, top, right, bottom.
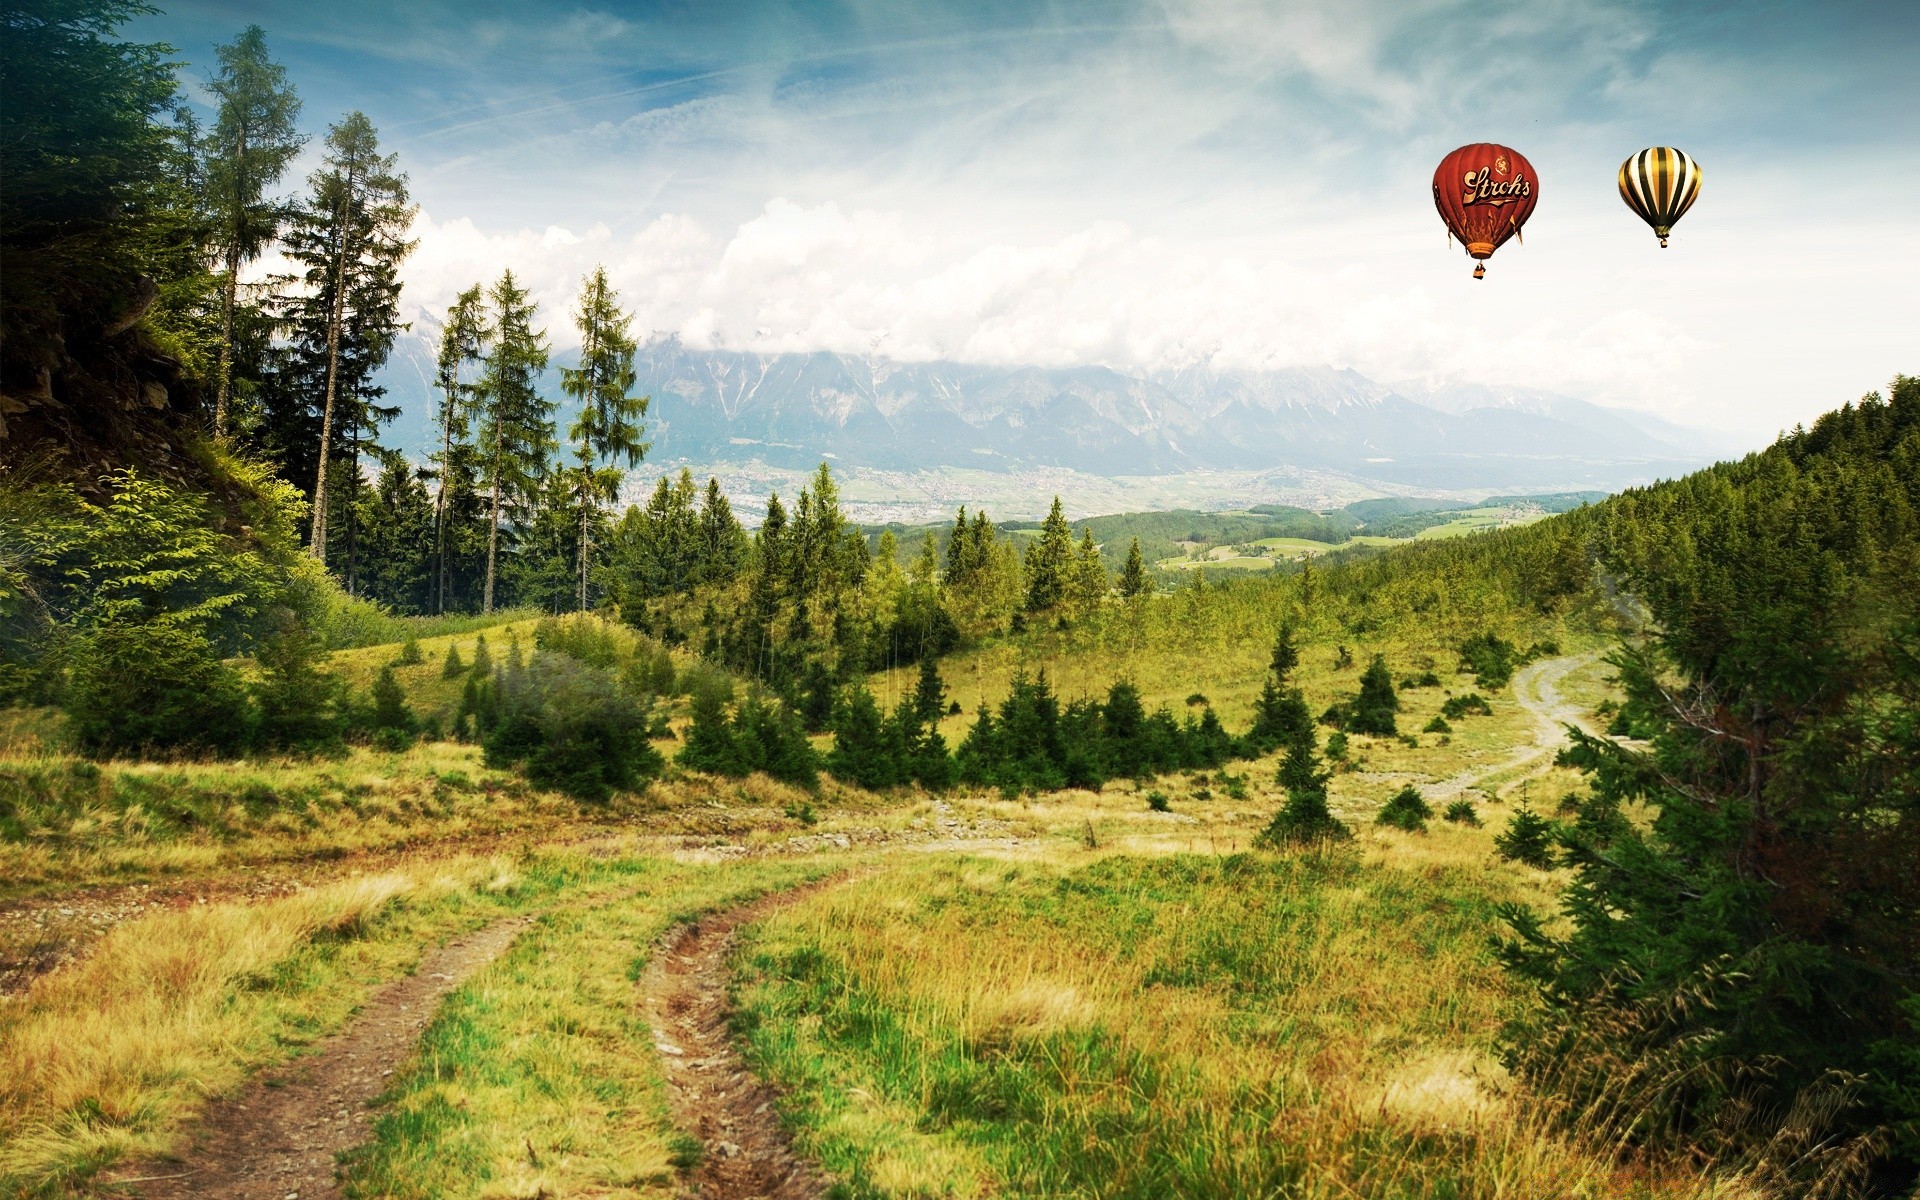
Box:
253, 621, 345, 752
1376, 785, 1432, 831
1423, 714, 1452, 733
440, 643, 465, 678
1443, 799, 1480, 825
1458, 632, 1518, 689
64, 621, 253, 756
486, 651, 664, 802
1146, 790, 1169, 812
395, 637, 422, 666
1493, 805, 1556, 868
1441, 693, 1493, 720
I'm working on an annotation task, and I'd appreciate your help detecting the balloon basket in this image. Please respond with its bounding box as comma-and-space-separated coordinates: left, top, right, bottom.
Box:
1472, 263, 1486, 280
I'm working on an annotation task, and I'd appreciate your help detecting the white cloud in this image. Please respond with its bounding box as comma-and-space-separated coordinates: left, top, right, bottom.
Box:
398, 196, 1722, 421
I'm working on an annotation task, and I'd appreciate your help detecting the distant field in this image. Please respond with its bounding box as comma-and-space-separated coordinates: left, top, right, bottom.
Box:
1159, 554, 1277, 571
1248, 536, 1341, 556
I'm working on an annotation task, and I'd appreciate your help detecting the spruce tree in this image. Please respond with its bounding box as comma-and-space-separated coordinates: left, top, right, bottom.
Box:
694, 477, 746, 586
1377, 785, 1433, 831
1118, 537, 1150, 598
828, 685, 893, 789
911, 654, 947, 725
1258, 722, 1348, 844
1270, 624, 1299, 683
432, 285, 487, 613
1346, 653, 1400, 735
560, 267, 647, 611
1071, 528, 1108, 614
678, 678, 738, 774
475, 270, 553, 612
204, 25, 303, 439
1023, 496, 1075, 612
285, 113, 414, 567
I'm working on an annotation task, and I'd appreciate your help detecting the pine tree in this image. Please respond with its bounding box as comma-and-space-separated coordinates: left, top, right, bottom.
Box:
286, 113, 414, 567
911, 654, 947, 725
440, 642, 465, 679
1118, 537, 1150, 598
1270, 624, 1299, 683
1346, 653, 1400, 735
432, 285, 487, 613
1259, 723, 1348, 844
204, 25, 303, 439
694, 477, 746, 586
560, 267, 647, 612
1071, 528, 1108, 615
475, 270, 553, 612
355, 450, 434, 612
1023, 496, 1074, 613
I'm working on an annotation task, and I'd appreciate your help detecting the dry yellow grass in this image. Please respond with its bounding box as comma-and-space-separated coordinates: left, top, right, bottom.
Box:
735, 846, 1746, 1199
0, 857, 526, 1192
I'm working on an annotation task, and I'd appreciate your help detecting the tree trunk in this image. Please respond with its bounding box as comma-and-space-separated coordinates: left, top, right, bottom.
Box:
434, 382, 454, 614
214, 245, 240, 439
310, 164, 357, 562
484, 418, 502, 614
213, 124, 246, 440
578, 487, 592, 612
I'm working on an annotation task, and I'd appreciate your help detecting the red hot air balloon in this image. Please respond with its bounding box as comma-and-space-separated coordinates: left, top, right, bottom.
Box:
1432, 143, 1539, 279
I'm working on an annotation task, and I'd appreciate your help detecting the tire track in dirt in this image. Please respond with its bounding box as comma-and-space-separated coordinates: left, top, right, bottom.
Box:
1421, 652, 1603, 801
640, 888, 836, 1200
111, 916, 531, 1200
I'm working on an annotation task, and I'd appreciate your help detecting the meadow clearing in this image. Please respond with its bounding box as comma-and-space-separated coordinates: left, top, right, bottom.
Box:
0, 597, 1755, 1200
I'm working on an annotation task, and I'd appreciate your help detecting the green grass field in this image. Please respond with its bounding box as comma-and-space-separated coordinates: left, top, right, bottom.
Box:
0, 595, 1730, 1199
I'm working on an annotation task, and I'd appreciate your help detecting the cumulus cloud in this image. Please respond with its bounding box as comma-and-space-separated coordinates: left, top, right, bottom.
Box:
397, 195, 1715, 416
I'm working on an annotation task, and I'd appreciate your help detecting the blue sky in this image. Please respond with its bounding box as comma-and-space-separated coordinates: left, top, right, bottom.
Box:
139, 0, 1920, 440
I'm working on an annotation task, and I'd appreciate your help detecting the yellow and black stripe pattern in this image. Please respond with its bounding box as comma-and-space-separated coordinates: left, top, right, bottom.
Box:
1618, 146, 1702, 247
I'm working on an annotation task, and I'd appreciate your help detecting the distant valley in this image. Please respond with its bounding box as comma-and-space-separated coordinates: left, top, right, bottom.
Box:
382, 339, 1748, 521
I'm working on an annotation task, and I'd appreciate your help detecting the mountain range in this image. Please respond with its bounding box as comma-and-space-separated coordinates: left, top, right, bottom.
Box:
382, 338, 1744, 496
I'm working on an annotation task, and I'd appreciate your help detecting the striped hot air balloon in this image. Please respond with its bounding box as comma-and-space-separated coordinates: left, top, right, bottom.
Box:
1618, 147, 1702, 248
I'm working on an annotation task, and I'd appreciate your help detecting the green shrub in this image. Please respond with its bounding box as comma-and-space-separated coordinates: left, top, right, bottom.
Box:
395, 637, 423, 666
1146, 790, 1169, 812
1423, 714, 1452, 733
1376, 785, 1432, 831
1493, 805, 1556, 868
65, 621, 253, 756
1441, 693, 1493, 720
1443, 799, 1480, 825
440, 643, 465, 678
1458, 632, 1518, 689
485, 651, 664, 802
253, 621, 345, 752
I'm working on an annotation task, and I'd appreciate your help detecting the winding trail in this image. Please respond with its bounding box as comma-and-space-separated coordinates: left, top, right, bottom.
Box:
639, 889, 833, 1200
1420, 652, 1603, 802
113, 916, 531, 1200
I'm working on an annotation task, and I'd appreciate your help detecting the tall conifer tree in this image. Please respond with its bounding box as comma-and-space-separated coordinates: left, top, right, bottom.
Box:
286, 113, 413, 566
475, 270, 553, 612
1024, 496, 1074, 612
204, 25, 303, 439
432, 285, 487, 612
1118, 537, 1149, 597
560, 267, 647, 611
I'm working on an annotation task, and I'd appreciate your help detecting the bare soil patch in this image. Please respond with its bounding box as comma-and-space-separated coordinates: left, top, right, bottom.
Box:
640, 889, 833, 1200
109, 915, 530, 1199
